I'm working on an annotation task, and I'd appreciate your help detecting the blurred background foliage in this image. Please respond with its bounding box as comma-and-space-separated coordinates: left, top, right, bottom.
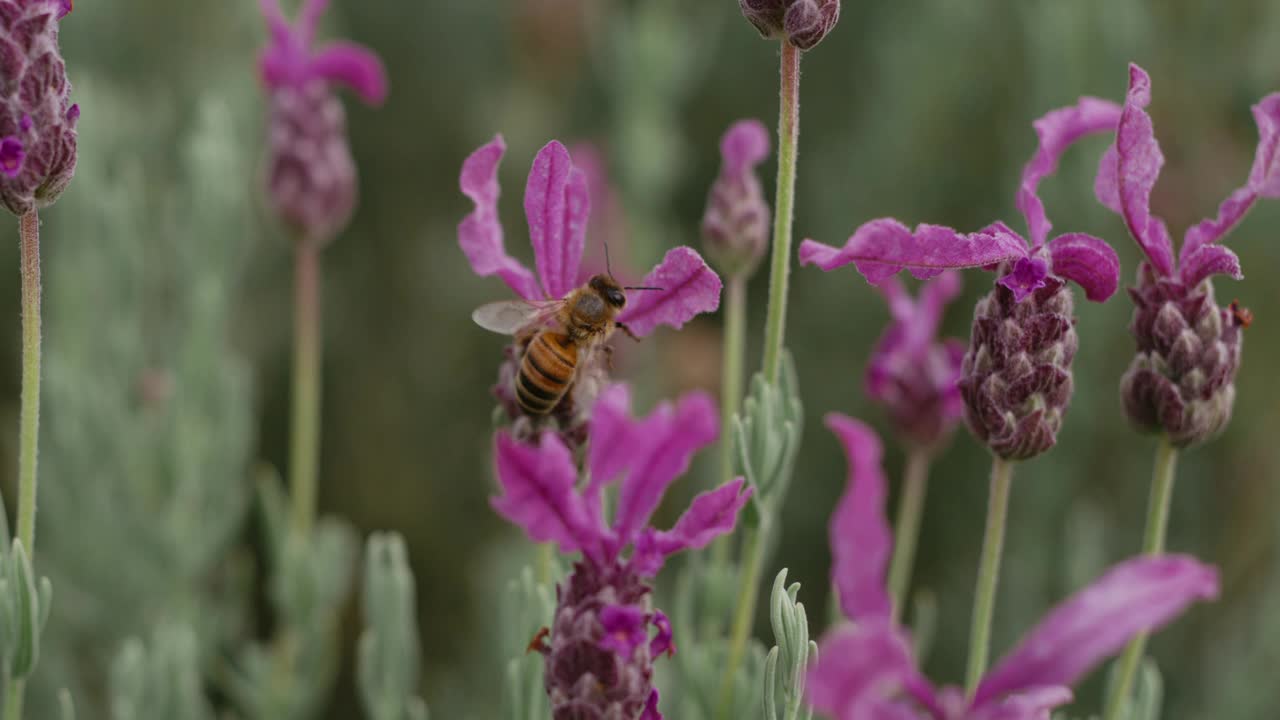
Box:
0, 0, 1274, 717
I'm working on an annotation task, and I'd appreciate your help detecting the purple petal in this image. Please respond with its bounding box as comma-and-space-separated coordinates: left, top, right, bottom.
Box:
584, 384, 634, 539
721, 118, 771, 176
825, 414, 892, 622
525, 141, 589, 299
799, 220, 1027, 285
612, 392, 718, 547
967, 686, 1073, 720
1100, 64, 1176, 277
1047, 233, 1120, 302
997, 255, 1050, 303
296, 0, 329, 46
599, 604, 649, 657
259, 0, 292, 46
458, 137, 541, 300
55, 0, 71, 19
641, 690, 662, 720
1094, 143, 1122, 214
490, 432, 597, 554
308, 42, 388, 105
915, 270, 963, 336
650, 610, 675, 657
1180, 93, 1280, 258
1179, 244, 1242, 288
807, 621, 930, 720
0, 136, 24, 178
632, 478, 753, 576
616, 247, 723, 337
974, 555, 1219, 706
1018, 97, 1123, 247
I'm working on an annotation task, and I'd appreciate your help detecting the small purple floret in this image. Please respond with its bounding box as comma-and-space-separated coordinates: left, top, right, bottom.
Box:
806, 417, 1219, 720
702, 118, 771, 278
739, 0, 840, 50
0, 136, 24, 178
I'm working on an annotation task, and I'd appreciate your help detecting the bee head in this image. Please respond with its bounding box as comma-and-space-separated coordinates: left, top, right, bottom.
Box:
589, 274, 627, 308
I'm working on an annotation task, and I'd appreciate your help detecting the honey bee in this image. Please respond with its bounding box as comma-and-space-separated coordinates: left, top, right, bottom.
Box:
474, 272, 661, 416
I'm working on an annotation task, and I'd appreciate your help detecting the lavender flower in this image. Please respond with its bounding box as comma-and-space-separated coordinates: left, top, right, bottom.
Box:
258, 0, 388, 245
800, 98, 1124, 459
1096, 64, 1280, 447
0, 0, 77, 216
866, 272, 965, 451
702, 119, 771, 279
492, 385, 752, 720
459, 136, 723, 429
739, 0, 840, 51
806, 414, 1219, 720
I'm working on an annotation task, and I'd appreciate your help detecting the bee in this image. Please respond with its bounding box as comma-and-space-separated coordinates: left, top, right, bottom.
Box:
473, 269, 661, 416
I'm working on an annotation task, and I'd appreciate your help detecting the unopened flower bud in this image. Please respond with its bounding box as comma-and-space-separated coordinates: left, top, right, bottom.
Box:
0, 0, 78, 216
738, 0, 840, 51
959, 274, 1077, 460
1120, 268, 1242, 447
701, 119, 771, 278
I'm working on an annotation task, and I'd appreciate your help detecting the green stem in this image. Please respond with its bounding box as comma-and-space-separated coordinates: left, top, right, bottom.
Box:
718, 276, 748, 486
289, 243, 322, 538
760, 40, 801, 384
16, 210, 40, 552
715, 522, 767, 720
1100, 437, 1178, 720
3, 679, 24, 720
965, 456, 1015, 694
888, 450, 930, 624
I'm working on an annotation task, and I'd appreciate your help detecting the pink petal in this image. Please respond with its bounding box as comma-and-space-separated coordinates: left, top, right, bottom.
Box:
458, 136, 541, 301
997, 255, 1050, 303
967, 686, 1073, 720
1102, 64, 1176, 277
259, 0, 292, 46
598, 604, 648, 657
1179, 244, 1242, 288
525, 141, 589, 299
1018, 97, 1123, 247
641, 690, 662, 720
825, 414, 892, 622
1180, 93, 1280, 259
721, 118, 771, 176
616, 247, 723, 337
807, 621, 930, 720
491, 432, 598, 554
1094, 143, 1122, 213
632, 478, 753, 575
612, 392, 718, 546
572, 143, 630, 281
650, 610, 675, 657
584, 384, 634, 539
308, 42, 389, 105
296, 0, 329, 46
1047, 232, 1120, 302
974, 555, 1219, 706
799, 220, 1026, 285
916, 271, 963, 334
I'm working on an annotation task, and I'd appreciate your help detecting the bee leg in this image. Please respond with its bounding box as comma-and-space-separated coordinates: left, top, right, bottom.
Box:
603, 344, 615, 371
617, 322, 641, 342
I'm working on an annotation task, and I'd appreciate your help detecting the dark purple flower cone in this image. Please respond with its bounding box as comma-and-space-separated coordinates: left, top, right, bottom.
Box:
542, 560, 656, 720
0, 0, 77, 216
1120, 267, 1243, 448
738, 0, 839, 50
264, 80, 357, 246
960, 275, 1077, 460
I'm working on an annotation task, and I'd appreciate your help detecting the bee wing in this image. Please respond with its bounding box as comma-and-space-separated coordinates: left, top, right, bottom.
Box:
472, 299, 561, 335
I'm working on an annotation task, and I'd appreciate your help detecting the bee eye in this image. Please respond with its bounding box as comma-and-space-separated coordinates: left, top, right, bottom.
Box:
607, 288, 626, 307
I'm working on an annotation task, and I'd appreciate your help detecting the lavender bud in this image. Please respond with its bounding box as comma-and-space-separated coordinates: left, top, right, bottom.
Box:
542, 560, 658, 720
702, 119, 771, 279
738, 0, 840, 51
264, 81, 358, 246
959, 275, 1077, 460
1120, 267, 1242, 448
0, 0, 77, 216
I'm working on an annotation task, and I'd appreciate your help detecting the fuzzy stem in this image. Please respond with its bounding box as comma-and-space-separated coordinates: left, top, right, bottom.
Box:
5, 211, 40, 720
715, 521, 767, 720
718, 276, 748, 486
1100, 437, 1178, 720
888, 450, 930, 624
965, 456, 1015, 694
760, 41, 801, 384
289, 243, 322, 538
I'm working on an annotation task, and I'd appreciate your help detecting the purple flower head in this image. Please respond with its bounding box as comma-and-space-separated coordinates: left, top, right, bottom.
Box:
702, 118, 772, 279
0, 0, 78, 216
739, 0, 840, 50
460, 136, 723, 431
492, 384, 752, 720
1095, 64, 1279, 446
807, 415, 1220, 720
865, 272, 965, 451
800, 98, 1125, 459
258, 0, 387, 246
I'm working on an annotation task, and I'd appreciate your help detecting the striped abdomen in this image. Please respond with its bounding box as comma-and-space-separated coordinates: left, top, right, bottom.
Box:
516, 331, 579, 415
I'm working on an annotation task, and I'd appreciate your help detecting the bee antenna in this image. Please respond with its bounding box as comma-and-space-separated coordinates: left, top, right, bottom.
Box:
604, 241, 616, 281
624, 285, 664, 292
